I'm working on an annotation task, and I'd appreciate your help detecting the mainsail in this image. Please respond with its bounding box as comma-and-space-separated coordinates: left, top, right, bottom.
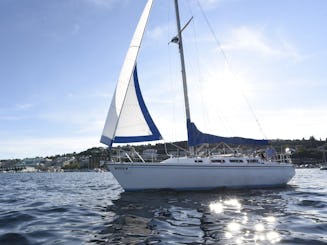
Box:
187, 120, 269, 146
100, 0, 161, 147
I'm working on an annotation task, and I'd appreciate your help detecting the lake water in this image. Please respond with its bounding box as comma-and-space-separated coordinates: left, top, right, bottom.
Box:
0, 169, 326, 244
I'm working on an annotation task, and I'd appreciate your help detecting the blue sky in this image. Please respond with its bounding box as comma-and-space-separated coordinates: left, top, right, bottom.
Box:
1, 0, 327, 159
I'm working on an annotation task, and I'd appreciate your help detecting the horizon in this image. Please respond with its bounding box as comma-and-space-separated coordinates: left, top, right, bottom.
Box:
1, 0, 327, 159
1, 136, 326, 161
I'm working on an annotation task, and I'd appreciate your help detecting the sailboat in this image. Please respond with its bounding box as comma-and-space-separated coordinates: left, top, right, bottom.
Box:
100, 0, 295, 191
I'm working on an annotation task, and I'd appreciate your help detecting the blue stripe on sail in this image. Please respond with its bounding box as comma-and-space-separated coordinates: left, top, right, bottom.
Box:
113, 65, 162, 144
187, 120, 269, 146
114, 134, 161, 143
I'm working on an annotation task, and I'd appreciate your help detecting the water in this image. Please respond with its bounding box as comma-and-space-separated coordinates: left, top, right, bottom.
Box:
0, 169, 326, 245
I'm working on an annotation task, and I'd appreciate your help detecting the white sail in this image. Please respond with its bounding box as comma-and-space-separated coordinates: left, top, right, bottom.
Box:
101, 0, 161, 147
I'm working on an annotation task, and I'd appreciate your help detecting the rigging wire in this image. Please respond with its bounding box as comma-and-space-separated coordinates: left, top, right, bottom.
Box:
185, 1, 209, 129
195, 0, 268, 139
184, 1, 234, 136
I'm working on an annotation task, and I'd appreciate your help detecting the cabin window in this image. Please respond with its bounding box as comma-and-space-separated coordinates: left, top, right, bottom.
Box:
211, 159, 225, 163
195, 159, 203, 163
229, 159, 243, 163
247, 159, 259, 163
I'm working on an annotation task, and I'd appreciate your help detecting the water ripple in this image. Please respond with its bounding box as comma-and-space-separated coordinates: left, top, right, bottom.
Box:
0, 169, 326, 244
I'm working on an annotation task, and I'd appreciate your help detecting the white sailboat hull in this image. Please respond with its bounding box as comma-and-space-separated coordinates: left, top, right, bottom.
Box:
108, 161, 295, 191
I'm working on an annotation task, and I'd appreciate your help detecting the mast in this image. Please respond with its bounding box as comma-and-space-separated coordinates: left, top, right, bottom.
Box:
173, 0, 191, 123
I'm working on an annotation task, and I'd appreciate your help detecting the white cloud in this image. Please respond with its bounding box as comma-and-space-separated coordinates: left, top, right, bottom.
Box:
71, 24, 80, 35
221, 26, 304, 61
0, 104, 33, 121
75, 120, 104, 134
39, 108, 105, 135
147, 26, 165, 41
0, 136, 102, 159
66, 90, 112, 99
84, 0, 124, 9
259, 107, 327, 140
16, 103, 34, 110
0, 116, 24, 121
198, 0, 225, 10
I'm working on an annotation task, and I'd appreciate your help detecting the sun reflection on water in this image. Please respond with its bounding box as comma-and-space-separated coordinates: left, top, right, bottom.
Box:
242, 213, 248, 224
208, 198, 281, 244
209, 198, 242, 214
266, 231, 281, 243
224, 198, 242, 210
235, 237, 244, 244
209, 201, 224, 214
264, 216, 276, 223
227, 222, 241, 232
255, 223, 265, 232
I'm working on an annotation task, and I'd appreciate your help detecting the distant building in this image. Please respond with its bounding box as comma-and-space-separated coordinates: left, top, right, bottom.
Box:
20, 157, 44, 167
62, 157, 77, 167
78, 156, 90, 168
21, 166, 37, 172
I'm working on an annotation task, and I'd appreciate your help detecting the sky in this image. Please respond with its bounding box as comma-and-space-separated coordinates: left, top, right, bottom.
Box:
1, 0, 327, 159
